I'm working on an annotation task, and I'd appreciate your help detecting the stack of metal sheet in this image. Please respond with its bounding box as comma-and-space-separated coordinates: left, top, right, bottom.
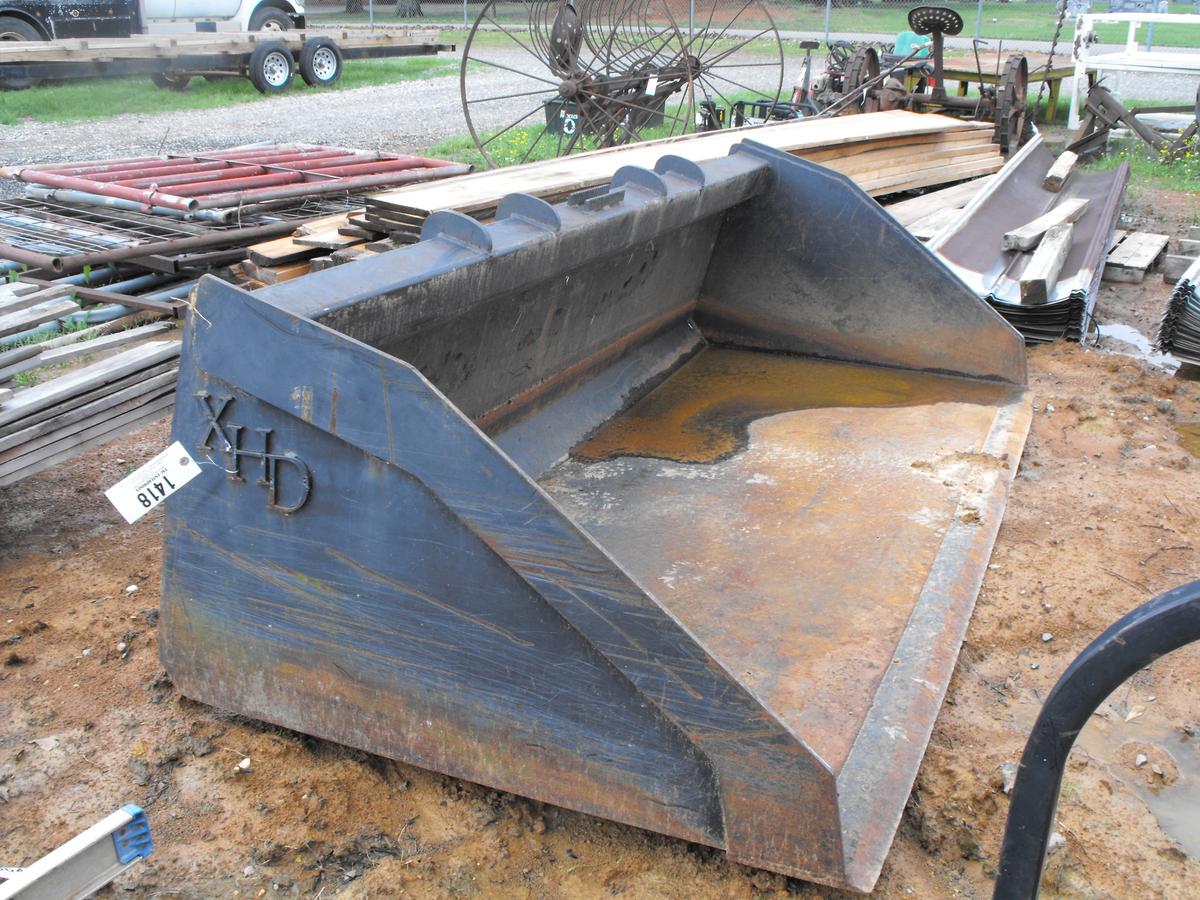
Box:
1157, 257, 1200, 365
928, 136, 1129, 345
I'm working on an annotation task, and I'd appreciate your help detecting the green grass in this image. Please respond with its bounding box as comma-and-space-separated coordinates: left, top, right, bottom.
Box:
1086, 134, 1200, 192
0, 55, 459, 125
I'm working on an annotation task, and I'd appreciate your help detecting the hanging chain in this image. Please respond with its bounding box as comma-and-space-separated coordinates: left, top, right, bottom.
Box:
1035, 0, 1070, 119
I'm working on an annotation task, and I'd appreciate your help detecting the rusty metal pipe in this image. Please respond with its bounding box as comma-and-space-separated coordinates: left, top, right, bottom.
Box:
300, 158, 456, 178
190, 165, 473, 208
16, 170, 199, 212
112, 166, 267, 189
167, 172, 304, 197
88, 160, 238, 183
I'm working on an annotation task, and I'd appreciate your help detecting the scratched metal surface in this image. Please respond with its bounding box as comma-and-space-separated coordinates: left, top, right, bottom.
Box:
161, 144, 1032, 892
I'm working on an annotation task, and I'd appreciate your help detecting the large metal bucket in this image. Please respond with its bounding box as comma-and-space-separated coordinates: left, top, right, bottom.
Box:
161, 141, 1031, 892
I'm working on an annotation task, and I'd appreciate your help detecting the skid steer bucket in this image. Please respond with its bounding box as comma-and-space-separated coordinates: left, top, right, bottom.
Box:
161, 141, 1031, 892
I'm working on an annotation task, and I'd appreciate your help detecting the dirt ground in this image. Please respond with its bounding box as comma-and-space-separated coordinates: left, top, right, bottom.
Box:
2, 182, 1200, 899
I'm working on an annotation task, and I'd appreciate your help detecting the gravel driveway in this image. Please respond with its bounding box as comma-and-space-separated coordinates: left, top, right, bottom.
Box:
0, 46, 798, 167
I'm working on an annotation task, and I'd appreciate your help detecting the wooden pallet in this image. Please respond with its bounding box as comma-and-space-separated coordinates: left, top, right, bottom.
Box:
1103, 230, 1170, 283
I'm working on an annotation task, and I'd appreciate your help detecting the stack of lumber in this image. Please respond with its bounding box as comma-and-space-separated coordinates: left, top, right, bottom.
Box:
1156, 255, 1200, 366
243, 112, 1003, 280
886, 174, 997, 241
361, 111, 1002, 241
0, 331, 179, 487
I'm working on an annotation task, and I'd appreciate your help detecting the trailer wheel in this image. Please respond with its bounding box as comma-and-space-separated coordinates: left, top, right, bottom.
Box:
299, 38, 343, 88
248, 42, 295, 94
151, 72, 192, 91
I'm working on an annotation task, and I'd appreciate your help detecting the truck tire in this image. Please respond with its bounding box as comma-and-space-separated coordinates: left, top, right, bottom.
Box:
0, 15, 43, 89
299, 38, 343, 88
248, 41, 294, 94
249, 7, 291, 32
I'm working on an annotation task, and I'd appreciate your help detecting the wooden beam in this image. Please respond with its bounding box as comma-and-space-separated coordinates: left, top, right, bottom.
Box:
1041, 151, 1078, 192
1003, 198, 1089, 251
1020, 223, 1074, 305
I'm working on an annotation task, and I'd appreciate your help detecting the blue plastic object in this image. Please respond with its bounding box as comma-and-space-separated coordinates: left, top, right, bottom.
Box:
112, 805, 154, 864
894, 30, 931, 58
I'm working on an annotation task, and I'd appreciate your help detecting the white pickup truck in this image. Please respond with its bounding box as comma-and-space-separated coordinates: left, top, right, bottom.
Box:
0, 0, 305, 43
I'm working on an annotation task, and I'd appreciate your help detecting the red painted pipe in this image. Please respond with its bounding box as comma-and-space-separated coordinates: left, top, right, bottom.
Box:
167, 171, 304, 197
191, 165, 472, 209
16, 170, 197, 211
298, 158, 449, 178
111, 166, 266, 189
88, 160, 238, 183
34, 156, 170, 175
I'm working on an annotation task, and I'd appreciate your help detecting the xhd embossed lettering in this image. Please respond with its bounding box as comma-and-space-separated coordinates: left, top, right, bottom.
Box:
196, 392, 311, 513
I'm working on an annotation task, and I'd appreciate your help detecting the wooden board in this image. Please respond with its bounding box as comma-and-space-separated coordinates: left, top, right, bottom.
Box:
1042, 151, 1078, 192
1020, 223, 1074, 305
908, 207, 964, 242
1002, 198, 1090, 251
0, 341, 179, 429
367, 112, 995, 218
1103, 231, 1170, 283
882, 175, 996, 227
0, 297, 79, 340
0, 322, 173, 383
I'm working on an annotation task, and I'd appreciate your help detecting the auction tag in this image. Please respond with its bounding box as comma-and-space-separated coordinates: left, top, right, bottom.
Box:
645, 74, 658, 95
105, 440, 201, 524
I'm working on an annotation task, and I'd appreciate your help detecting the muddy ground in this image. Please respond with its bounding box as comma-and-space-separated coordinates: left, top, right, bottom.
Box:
2, 181, 1200, 899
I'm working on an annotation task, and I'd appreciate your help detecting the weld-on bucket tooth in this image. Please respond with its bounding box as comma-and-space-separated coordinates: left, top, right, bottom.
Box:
161, 141, 1032, 892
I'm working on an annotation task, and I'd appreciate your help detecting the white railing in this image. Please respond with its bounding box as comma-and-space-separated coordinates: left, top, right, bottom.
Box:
1070, 12, 1200, 128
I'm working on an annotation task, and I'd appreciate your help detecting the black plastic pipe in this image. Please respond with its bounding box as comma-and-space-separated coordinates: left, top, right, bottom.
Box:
994, 579, 1200, 899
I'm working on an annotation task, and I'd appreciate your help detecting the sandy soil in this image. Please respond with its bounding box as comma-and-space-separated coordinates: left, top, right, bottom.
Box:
2, 184, 1200, 899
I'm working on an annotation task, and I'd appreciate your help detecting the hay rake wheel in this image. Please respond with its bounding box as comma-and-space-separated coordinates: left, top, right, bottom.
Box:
460, 0, 785, 169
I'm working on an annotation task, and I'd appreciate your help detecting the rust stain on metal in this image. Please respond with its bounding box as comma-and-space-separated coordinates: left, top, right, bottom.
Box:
572, 348, 1014, 464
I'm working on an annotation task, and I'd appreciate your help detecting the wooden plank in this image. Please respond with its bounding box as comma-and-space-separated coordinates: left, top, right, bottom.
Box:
0, 384, 175, 464
1003, 198, 1090, 251
249, 261, 311, 285
0, 285, 71, 315
908, 207, 963, 242
0, 360, 177, 437
1179, 238, 1200, 255
1042, 151, 1078, 192
0, 341, 179, 429
1162, 254, 1197, 283
0, 297, 79, 340
882, 175, 996, 227
247, 235, 325, 267
367, 111, 992, 218
0, 323, 173, 383
1188, 225, 1200, 241
0, 397, 174, 487
1103, 231, 1169, 283
0, 387, 11, 407
1020, 223, 1075, 305
293, 228, 366, 251
16, 278, 180, 317
0, 369, 177, 455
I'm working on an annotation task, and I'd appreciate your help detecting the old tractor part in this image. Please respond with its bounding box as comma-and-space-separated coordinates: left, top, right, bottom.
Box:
929, 135, 1129, 344
459, 0, 784, 167
994, 579, 1200, 899
161, 142, 1032, 893
827, 6, 1030, 153
1067, 82, 1200, 161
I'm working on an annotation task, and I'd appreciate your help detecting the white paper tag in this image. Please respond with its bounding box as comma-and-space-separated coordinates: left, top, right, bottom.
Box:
105, 440, 201, 524
645, 74, 658, 96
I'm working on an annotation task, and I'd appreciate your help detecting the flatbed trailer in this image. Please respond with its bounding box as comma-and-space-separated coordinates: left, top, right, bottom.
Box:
0, 29, 452, 92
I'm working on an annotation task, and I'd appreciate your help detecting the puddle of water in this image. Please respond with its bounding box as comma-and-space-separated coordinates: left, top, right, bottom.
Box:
1014, 696, 1200, 858
1073, 708, 1200, 859
1097, 322, 1180, 373
571, 347, 1014, 464
1175, 423, 1200, 459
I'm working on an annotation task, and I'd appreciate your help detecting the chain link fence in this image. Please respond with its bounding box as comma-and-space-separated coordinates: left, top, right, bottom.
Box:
302, 0, 1199, 44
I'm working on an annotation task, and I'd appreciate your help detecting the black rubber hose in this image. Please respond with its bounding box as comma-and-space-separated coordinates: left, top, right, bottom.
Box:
994, 579, 1200, 899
